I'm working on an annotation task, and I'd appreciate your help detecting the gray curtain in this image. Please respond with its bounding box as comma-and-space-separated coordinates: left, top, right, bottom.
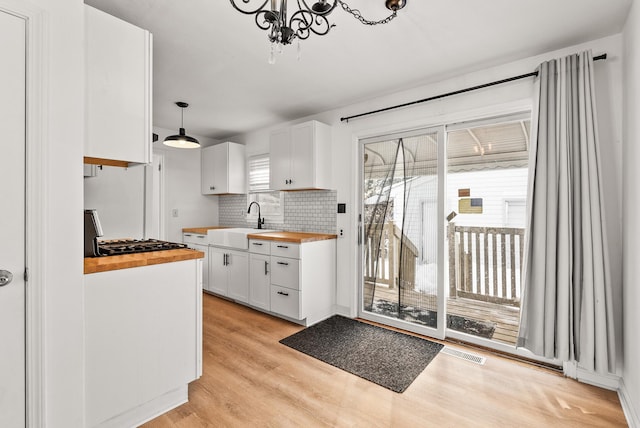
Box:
517, 50, 616, 374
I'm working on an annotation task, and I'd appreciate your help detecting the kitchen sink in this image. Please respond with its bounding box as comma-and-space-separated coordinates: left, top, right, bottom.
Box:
207, 228, 279, 250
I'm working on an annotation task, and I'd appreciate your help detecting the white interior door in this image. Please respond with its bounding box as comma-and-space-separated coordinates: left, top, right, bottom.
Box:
0, 9, 26, 426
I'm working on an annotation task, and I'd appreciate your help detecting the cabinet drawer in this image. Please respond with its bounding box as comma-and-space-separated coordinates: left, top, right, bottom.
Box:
270, 242, 300, 259
270, 285, 301, 320
183, 233, 208, 245
271, 257, 300, 290
249, 239, 270, 255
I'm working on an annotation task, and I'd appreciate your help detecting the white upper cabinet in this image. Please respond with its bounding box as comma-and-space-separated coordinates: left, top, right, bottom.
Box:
269, 128, 291, 190
201, 142, 246, 195
85, 5, 152, 165
269, 120, 332, 190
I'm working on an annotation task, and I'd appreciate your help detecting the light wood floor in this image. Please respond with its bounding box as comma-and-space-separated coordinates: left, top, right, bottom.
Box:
143, 294, 627, 427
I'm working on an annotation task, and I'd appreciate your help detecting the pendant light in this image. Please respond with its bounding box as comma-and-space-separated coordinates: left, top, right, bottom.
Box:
163, 101, 200, 149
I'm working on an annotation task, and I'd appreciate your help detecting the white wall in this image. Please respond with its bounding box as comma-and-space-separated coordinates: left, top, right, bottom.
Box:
153, 126, 220, 243
622, 1, 640, 424
82, 127, 220, 242
84, 165, 146, 239
41, 0, 85, 424
230, 34, 624, 365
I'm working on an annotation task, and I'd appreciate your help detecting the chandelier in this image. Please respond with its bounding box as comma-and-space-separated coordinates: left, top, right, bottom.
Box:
229, 0, 407, 63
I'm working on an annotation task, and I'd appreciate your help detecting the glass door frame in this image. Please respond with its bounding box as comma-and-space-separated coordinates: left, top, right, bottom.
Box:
355, 111, 563, 368
357, 125, 447, 341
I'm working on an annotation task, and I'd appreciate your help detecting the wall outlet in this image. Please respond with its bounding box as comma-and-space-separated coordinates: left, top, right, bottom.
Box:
171, 209, 179, 218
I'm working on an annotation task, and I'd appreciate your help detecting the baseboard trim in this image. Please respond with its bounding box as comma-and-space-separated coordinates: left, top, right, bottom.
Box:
577, 368, 620, 390
619, 379, 640, 428
333, 304, 352, 318
563, 361, 621, 391
95, 385, 188, 428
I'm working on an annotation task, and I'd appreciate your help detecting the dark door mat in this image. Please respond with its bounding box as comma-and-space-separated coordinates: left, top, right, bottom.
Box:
279, 315, 444, 393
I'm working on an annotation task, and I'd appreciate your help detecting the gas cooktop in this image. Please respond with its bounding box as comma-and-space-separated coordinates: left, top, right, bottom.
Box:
97, 239, 187, 256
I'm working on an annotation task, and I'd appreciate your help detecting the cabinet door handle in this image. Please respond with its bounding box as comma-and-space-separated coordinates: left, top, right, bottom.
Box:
264, 261, 269, 275
223, 253, 229, 266
277, 261, 289, 266
277, 291, 289, 296
184, 233, 192, 237
277, 245, 289, 249
197, 235, 205, 239
252, 242, 263, 246
210, 186, 215, 190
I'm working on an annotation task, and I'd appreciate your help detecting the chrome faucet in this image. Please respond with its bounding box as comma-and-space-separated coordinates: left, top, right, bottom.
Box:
247, 201, 264, 229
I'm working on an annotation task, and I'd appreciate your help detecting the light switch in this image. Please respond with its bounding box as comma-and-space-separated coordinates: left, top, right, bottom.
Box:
172, 209, 179, 218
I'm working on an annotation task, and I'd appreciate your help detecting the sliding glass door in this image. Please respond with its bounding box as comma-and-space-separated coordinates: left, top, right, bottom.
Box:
444, 114, 530, 348
359, 126, 446, 338
359, 113, 535, 356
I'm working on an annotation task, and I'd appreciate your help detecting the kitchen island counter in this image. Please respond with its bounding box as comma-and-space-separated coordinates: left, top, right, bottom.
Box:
84, 248, 204, 274
247, 231, 337, 243
84, 249, 203, 427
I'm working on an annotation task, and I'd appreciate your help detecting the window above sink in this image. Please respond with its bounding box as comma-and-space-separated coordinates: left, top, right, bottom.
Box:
247, 154, 284, 224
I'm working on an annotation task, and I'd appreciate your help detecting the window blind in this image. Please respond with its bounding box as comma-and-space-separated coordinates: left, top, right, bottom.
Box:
248, 155, 270, 192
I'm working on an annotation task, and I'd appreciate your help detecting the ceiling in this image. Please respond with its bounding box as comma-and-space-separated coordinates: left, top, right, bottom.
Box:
84, 0, 632, 141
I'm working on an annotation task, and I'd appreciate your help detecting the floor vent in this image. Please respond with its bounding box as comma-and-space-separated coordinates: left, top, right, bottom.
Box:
441, 346, 486, 365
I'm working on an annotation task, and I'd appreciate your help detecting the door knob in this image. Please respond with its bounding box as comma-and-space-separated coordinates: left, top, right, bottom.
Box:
0, 270, 13, 287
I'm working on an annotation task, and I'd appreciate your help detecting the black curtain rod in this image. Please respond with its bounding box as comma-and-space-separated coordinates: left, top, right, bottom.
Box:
340, 53, 607, 123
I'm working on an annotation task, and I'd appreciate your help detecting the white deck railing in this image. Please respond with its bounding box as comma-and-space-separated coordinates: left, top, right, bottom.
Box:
448, 225, 524, 306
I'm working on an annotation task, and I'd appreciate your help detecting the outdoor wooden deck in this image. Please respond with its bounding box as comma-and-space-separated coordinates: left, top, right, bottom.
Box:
368, 283, 520, 346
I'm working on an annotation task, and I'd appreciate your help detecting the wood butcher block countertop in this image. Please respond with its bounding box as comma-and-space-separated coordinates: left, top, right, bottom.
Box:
247, 231, 337, 243
84, 248, 205, 274
182, 226, 228, 234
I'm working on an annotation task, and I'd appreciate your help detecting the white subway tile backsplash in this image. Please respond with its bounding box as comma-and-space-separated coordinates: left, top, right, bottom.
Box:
218, 190, 337, 234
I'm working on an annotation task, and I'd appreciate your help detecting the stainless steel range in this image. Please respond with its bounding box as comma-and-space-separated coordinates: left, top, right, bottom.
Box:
97, 239, 187, 256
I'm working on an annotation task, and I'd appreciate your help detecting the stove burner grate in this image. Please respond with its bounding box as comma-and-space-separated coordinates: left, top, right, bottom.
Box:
97, 239, 187, 256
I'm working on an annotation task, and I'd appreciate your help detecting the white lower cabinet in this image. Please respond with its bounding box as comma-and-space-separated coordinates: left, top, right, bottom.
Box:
270, 285, 302, 320
85, 259, 201, 427
249, 253, 270, 310
271, 256, 300, 290
249, 238, 335, 326
209, 246, 249, 303
183, 233, 209, 292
